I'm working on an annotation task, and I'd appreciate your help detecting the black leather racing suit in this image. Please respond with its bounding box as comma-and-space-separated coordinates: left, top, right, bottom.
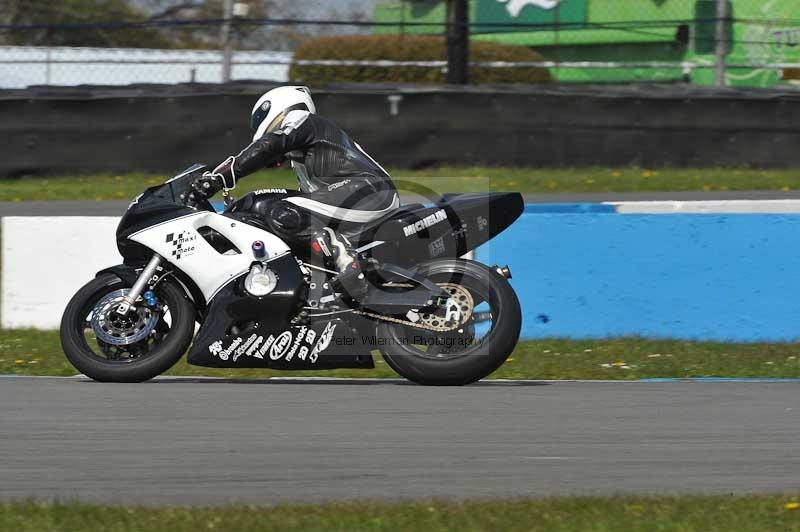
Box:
217, 110, 399, 241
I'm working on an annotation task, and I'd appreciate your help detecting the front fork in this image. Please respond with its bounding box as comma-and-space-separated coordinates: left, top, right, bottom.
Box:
115, 254, 163, 314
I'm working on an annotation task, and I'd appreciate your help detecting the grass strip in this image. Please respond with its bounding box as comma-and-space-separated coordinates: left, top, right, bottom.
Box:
1, 495, 800, 532
3, 330, 800, 380
3, 167, 800, 202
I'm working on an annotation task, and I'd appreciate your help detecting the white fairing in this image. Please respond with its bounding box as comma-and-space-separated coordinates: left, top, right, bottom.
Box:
129, 212, 290, 302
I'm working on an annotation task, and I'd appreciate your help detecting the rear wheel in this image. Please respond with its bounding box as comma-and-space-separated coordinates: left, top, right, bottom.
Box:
60, 273, 195, 382
378, 259, 521, 386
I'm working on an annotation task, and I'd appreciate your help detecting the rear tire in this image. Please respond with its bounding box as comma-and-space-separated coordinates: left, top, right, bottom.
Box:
378, 259, 521, 386
60, 273, 195, 382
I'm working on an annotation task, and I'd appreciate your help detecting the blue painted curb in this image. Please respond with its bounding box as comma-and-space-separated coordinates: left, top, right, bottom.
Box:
523, 203, 617, 214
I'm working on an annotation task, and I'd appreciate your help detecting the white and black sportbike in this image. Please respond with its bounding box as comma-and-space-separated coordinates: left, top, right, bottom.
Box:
60, 164, 523, 385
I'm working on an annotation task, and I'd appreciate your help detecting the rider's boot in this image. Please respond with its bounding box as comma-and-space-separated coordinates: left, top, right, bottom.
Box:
312, 228, 369, 300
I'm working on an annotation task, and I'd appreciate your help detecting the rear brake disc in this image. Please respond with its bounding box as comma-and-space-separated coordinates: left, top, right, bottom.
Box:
418, 283, 474, 331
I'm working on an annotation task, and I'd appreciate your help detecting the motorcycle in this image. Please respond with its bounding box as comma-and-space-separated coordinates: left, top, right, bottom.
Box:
60, 164, 523, 385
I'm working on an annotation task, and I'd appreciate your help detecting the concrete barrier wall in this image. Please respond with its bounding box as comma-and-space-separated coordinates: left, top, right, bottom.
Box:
1, 217, 120, 329
4, 207, 800, 341
4, 84, 800, 177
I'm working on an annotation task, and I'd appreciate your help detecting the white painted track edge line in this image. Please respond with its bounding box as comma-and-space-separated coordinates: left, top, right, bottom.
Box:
605, 199, 800, 214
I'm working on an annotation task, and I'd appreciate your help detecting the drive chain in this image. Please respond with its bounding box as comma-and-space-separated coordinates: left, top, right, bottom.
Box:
355, 283, 474, 333
354, 310, 455, 332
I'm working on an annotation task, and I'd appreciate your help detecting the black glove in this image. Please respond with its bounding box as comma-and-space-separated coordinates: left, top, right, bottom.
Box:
183, 155, 239, 207
193, 172, 224, 197
182, 172, 222, 207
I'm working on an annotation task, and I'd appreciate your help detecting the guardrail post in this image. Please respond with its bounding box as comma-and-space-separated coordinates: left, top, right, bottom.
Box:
446, 0, 469, 85
221, 0, 234, 83
714, 0, 730, 87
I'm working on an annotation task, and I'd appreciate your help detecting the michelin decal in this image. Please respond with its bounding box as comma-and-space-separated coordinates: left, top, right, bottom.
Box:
403, 210, 447, 237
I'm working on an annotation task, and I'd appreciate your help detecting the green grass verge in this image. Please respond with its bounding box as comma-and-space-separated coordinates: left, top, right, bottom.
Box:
4, 167, 800, 201
4, 330, 800, 379
2, 495, 800, 531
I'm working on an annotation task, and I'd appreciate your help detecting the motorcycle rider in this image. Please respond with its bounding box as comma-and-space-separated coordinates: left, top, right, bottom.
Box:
189, 86, 399, 296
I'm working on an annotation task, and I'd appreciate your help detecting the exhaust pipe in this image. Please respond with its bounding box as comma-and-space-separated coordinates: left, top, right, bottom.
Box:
493, 264, 512, 279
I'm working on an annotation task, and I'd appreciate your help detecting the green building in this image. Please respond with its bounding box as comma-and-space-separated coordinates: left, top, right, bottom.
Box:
374, 0, 800, 87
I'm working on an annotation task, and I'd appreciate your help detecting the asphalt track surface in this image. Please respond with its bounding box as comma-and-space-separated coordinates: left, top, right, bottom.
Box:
4, 191, 800, 216
1, 376, 798, 506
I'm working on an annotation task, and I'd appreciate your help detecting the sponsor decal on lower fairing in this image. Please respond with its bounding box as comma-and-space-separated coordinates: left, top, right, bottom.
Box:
208, 323, 338, 364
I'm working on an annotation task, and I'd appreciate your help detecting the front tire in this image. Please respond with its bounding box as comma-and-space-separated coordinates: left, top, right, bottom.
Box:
60, 273, 195, 382
378, 259, 521, 386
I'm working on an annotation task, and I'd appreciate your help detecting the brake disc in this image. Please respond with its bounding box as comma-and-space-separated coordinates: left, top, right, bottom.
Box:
90, 289, 159, 346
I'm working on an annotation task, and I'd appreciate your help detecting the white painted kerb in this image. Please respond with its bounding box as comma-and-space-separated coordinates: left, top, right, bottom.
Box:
610, 199, 800, 214
2, 217, 121, 329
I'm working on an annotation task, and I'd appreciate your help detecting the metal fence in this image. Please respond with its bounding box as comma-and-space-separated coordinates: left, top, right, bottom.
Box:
1, 0, 799, 89
0, 47, 292, 88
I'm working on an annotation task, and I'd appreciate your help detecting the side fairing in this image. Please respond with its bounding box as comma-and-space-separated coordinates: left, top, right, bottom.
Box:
366, 192, 524, 267
128, 212, 291, 302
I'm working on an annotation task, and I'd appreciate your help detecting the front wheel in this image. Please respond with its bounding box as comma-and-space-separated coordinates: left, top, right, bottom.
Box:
60, 273, 195, 382
378, 259, 521, 386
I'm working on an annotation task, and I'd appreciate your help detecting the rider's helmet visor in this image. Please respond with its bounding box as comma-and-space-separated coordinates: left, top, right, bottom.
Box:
250, 101, 271, 136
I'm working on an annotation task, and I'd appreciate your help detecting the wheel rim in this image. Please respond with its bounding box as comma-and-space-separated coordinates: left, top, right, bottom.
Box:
90, 289, 159, 346
392, 273, 499, 361
77, 283, 174, 364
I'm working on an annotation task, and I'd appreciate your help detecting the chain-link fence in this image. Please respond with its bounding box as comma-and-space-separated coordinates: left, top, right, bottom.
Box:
1, 0, 799, 89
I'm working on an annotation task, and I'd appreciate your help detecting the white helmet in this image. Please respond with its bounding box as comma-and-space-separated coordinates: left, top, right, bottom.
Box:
250, 86, 316, 141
